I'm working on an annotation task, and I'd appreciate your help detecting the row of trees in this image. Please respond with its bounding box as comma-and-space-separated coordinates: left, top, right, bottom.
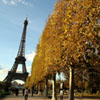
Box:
25, 0, 100, 100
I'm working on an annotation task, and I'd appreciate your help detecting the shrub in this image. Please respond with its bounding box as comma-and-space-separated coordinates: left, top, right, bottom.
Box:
0, 90, 11, 98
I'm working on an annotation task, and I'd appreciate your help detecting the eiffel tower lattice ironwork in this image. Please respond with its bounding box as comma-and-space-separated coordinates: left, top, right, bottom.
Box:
4, 19, 29, 83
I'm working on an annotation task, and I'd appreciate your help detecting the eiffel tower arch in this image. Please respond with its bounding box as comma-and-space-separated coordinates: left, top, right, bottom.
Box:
4, 19, 29, 84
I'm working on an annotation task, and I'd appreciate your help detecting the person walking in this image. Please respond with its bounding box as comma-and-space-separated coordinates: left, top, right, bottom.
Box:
24, 88, 28, 100
15, 88, 19, 96
23, 89, 25, 96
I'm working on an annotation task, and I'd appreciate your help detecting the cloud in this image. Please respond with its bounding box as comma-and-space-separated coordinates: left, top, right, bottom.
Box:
17, 0, 28, 6
0, 68, 10, 74
27, 66, 31, 70
2, 0, 8, 4
26, 51, 36, 62
2, 0, 7, 4
2, 0, 32, 6
10, 0, 16, 5
0, 65, 2, 70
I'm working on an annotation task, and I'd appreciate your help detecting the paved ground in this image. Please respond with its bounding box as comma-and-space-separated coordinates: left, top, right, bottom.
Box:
1, 94, 50, 100
1, 93, 100, 100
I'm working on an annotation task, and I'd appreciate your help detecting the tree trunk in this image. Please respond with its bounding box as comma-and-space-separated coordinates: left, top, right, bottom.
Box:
69, 67, 74, 100
45, 76, 48, 97
52, 74, 57, 100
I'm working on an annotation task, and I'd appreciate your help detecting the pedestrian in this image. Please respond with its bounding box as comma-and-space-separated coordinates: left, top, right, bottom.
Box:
24, 88, 28, 100
15, 88, 19, 96
23, 89, 25, 96
32, 89, 34, 96
60, 89, 63, 100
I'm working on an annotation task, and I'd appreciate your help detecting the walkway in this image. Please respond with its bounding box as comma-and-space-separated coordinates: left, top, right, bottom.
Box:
0, 94, 50, 100
1, 93, 100, 100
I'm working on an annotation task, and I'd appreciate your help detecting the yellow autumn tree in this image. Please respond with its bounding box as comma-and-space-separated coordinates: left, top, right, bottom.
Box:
28, 0, 100, 100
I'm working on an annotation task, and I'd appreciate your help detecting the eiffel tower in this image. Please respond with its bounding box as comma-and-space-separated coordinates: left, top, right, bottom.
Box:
4, 19, 29, 84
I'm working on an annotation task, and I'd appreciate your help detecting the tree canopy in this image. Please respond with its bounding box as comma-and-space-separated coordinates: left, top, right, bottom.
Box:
25, 0, 100, 88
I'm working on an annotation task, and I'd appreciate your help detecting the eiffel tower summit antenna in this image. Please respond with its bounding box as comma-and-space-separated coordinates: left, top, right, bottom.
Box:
4, 18, 29, 83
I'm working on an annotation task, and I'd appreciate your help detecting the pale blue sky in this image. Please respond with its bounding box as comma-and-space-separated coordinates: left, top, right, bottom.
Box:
0, 0, 57, 81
